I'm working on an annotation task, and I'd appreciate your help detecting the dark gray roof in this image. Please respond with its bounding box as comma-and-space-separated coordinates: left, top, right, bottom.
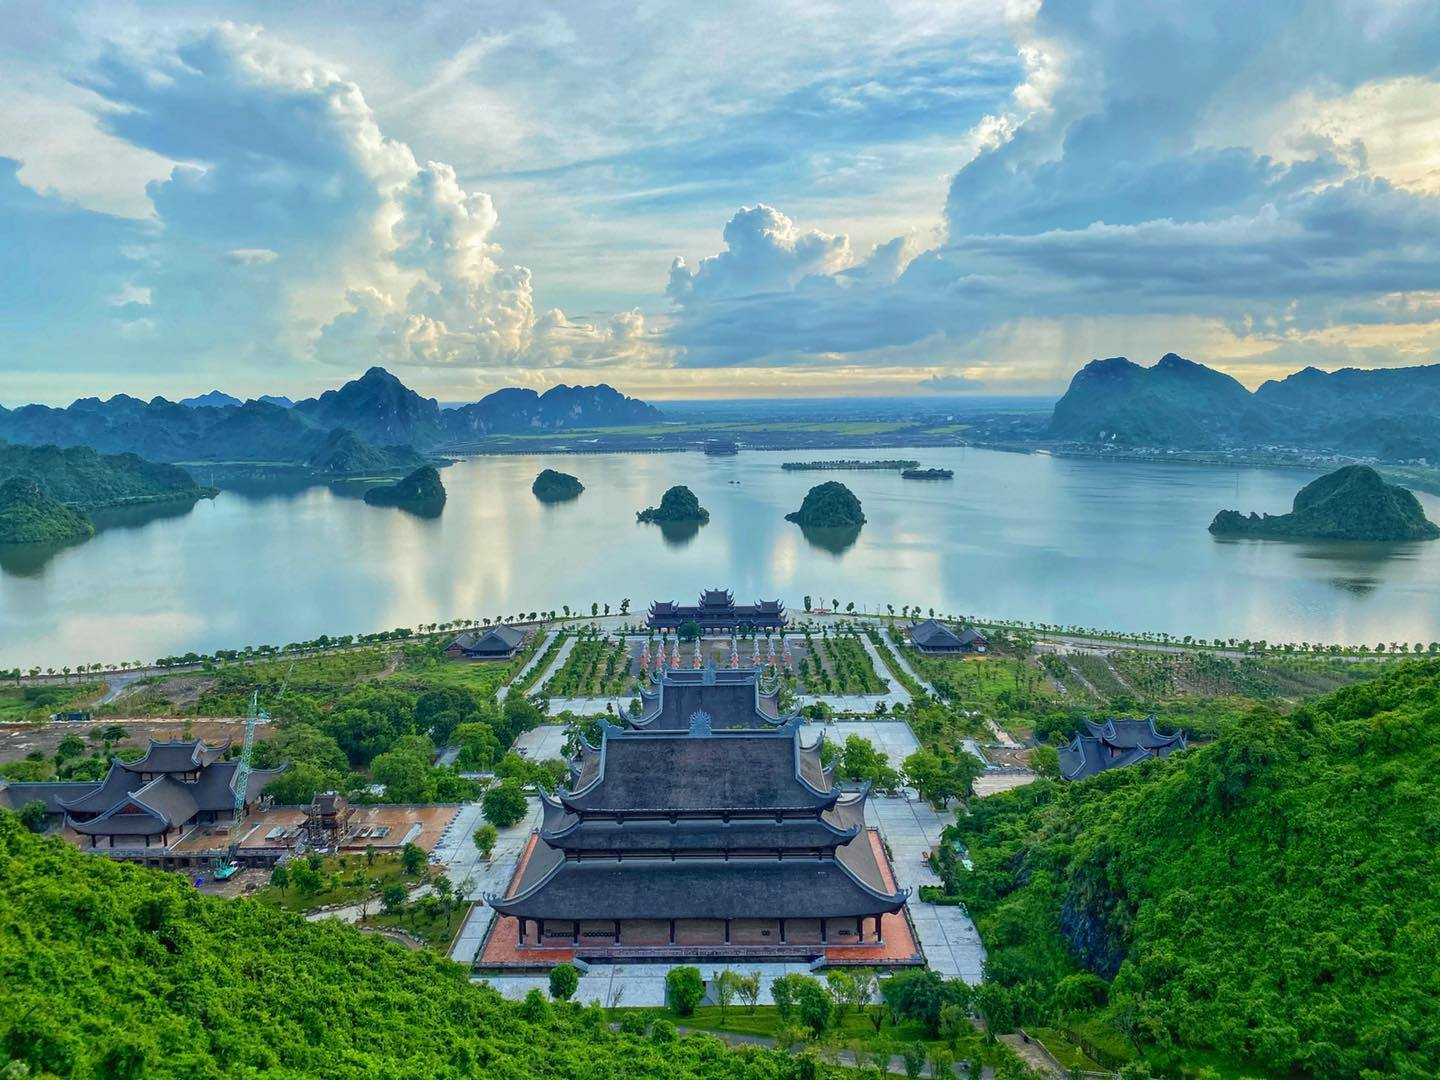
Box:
452, 625, 525, 653
562, 724, 834, 814
910, 619, 961, 647
58, 762, 139, 813
62, 758, 286, 835
490, 849, 905, 921
1059, 717, 1186, 781
121, 738, 230, 774
1082, 717, 1185, 751
0, 780, 101, 814
633, 668, 789, 732
540, 813, 861, 853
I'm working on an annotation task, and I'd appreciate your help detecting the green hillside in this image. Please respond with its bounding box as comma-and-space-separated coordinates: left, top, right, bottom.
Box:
1210, 464, 1439, 541
945, 661, 1440, 1078
0, 475, 96, 544
0, 442, 211, 508
0, 814, 804, 1078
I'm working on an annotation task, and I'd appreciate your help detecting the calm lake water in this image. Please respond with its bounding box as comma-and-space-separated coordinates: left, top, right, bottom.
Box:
4, 447, 1439, 669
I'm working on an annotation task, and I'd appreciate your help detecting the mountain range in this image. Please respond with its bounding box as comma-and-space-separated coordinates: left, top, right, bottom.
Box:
1050, 354, 1440, 460
0, 368, 660, 467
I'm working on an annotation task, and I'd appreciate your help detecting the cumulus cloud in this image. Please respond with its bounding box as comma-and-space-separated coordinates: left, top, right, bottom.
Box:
663, 0, 1440, 379
667, 205, 854, 304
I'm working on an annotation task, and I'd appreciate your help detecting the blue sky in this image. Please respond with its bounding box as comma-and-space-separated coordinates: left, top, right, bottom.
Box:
3, 0, 1440, 404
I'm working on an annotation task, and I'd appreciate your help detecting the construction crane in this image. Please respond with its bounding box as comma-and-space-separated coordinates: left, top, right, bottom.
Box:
213, 663, 293, 881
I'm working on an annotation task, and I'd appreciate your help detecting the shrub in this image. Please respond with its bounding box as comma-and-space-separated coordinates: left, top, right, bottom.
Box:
666, 966, 705, 1017
482, 780, 529, 827
549, 964, 580, 1002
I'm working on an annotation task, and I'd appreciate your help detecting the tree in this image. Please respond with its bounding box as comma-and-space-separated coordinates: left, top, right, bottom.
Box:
54, 735, 86, 763
665, 966, 705, 1016
473, 823, 498, 859
17, 799, 48, 833
381, 883, 407, 915
734, 971, 762, 1014
713, 968, 740, 1020
371, 749, 434, 803
790, 976, 832, 1034
1030, 743, 1061, 780
677, 619, 701, 643
269, 864, 290, 897
482, 780, 529, 827
400, 842, 426, 876
901, 1043, 927, 1079
549, 963, 580, 1002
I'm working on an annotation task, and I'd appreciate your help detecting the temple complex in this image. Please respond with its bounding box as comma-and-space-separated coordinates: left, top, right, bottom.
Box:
1058, 718, 1187, 780
0, 738, 285, 861
485, 666, 910, 961
647, 588, 786, 633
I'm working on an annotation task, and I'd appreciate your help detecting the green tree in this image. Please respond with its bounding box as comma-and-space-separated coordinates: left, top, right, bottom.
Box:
666, 966, 705, 1016
1029, 743, 1061, 780
472, 823, 498, 859
548, 963, 580, 1002
790, 976, 832, 1034
371, 748, 435, 803
482, 780, 529, 827
17, 799, 48, 833
380, 883, 408, 914
400, 842, 426, 876
677, 619, 702, 643
269, 864, 289, 897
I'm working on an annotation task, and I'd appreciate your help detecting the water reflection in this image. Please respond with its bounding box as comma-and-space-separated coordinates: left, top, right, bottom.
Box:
0, 537, 87, 577
654, 520, 702, 547
798, 524, 863, 556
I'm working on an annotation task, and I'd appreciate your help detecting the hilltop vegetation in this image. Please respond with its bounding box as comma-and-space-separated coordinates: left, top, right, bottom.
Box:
1210, 464, 1438, 541
304, 427, 427, 476
785, 481, 865, 528
0, 814, 804, 1078
942, 660, 1440, 1078
0, 475, 95, 545
0, 442, 210, 508
532, 468, 585, 502
363, 465, 446, 513
637, 485, 709, 524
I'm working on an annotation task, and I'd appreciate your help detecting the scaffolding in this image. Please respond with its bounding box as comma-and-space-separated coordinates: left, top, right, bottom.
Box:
303, 791, 354, 848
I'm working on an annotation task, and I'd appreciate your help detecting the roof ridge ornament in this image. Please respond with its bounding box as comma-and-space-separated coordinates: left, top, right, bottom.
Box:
689, 709, 713, 735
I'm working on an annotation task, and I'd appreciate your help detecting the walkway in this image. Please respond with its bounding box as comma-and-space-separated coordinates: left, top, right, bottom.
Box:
496, 631, 561, 701
445, 798, 545, 964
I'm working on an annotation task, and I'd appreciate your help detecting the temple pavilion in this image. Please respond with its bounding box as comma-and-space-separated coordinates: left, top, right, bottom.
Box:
1058, 717, 1187, 780
486, 665, 908, 958
647, 588, 786, 633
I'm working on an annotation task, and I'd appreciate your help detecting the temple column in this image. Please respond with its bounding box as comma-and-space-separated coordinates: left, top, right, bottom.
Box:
537, 919, 546, 943
669, 919, 676, 945
723, 919, 731, 945
518, 917, 527, 944
856, 916, 864, 942
820, 919, 828, 943
874, 914, 884, 942
573, 921, 580, 945
614, 920, 622, 943
778, 919, 786, 944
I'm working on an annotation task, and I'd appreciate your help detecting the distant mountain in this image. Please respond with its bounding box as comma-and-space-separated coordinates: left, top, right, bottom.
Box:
0, 443, 211, 508
1050, 355, 1440, 459
443, 383, 661, 438
258, 395, 294, 409
180, 390, 243, 409
0, 369, 661, 467
0, 475, 95, 545
1210, 465, 1439, 541
304, 428, 427, 476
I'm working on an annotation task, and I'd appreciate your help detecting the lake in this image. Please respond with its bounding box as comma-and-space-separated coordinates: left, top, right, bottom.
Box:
3, 447, 1439, 669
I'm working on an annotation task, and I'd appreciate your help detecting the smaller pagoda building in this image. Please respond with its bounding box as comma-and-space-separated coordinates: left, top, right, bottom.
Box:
647, 588, 786, 633
1058, 718, 1187, 780
486, 666, 908, 959
0, 738, 285, 852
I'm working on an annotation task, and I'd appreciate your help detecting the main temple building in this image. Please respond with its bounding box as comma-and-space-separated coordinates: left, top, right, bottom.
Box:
647, 588, 786, 633
485, 666, 912, 961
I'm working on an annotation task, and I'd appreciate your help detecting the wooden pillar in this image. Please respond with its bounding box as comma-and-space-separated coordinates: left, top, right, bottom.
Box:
537, 918, 545, 942
856, 916, 864, 942
614, 919, 622, 943
668, 919, 676, 945
820, 918, 828, 943
517, 917, 526, 944
874, 914, 884, 942
778, 918, 786, 944
723, 919, 731, 945
573, 921, 580, 945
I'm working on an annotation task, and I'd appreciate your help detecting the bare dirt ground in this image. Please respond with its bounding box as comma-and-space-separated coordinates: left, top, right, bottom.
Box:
0, 717, 254, 764
985, 747, 1032, 769
108, 674, 216, 710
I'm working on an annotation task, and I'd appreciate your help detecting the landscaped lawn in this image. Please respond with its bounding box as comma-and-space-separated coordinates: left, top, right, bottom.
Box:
360, 900, 473, 952
0, 682, 101, 723
250, 850, 417, 914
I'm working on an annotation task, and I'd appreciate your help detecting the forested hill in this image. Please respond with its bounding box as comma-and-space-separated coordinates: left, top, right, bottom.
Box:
949, 660, 1440, 1079
0, 815, 802, 1079
0, 442, 211, 508
1049, 353, 1440, 459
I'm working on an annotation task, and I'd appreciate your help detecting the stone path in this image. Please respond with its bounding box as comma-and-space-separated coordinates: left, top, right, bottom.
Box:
445, 798, 545, 964
497, 631, 561, 701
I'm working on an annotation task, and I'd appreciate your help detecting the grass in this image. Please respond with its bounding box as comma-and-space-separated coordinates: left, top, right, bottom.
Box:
360, 900, 473, 952
797, 635, 887, 695
0, 683, 101, 723
1030, 1026, 1100, 1071
543, 638, 635, 697
250, 851, 416, 914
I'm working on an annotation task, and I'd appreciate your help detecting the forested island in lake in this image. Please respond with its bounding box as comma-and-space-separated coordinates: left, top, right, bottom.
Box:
901, 468, 953, 480
781, 459, 919, 471
636, 485, 709, 524
362, 466, 447, 514
531, 469, 584, 502
1209, 465, 1439, 541
785, 480, 866, 527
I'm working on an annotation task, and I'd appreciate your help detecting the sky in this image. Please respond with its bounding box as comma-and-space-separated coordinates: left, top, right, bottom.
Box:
3, 0, 1440, 405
